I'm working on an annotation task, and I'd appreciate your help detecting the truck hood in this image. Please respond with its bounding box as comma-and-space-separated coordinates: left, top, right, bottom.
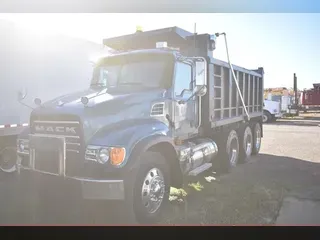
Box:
42, 87, 125, 108
39, 86, 165, 109
31, 86, 168, 141
264, 100, 281, 114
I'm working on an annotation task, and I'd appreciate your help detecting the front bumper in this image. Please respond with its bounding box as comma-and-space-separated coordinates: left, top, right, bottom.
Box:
18, 166, 125, 200
274, 112, 282, 118
17, 134, 125, 201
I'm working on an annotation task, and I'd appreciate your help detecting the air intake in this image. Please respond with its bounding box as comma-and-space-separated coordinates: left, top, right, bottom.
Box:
150, 103, 165, 116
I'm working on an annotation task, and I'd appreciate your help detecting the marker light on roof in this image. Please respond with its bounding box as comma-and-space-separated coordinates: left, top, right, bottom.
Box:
156, 42, 168, 48
136, 25, 143, 32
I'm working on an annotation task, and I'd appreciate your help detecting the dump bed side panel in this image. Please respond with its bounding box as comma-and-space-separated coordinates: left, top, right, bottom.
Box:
207, 58, 264, 128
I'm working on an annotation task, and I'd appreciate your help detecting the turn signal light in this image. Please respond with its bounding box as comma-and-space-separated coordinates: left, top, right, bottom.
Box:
110, 147, 126, 166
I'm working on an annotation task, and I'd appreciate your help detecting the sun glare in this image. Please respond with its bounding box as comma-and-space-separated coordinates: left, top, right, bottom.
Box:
0, 13, 140, 44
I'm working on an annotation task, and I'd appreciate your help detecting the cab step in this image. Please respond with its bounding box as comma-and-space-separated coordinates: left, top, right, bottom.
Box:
188, 163, 212, 176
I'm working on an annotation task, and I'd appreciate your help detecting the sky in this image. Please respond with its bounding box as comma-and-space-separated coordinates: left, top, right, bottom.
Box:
0, 13, 319, 90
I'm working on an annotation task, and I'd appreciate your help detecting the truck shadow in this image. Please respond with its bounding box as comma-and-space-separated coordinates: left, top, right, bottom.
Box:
160, 154, 320, 224
0, 154, 319, 225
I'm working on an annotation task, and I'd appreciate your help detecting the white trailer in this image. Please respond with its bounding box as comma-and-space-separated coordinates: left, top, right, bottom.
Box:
0, 20, 109, 172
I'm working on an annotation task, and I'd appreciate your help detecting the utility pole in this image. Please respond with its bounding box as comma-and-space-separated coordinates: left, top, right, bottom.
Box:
293, 73, 299, 116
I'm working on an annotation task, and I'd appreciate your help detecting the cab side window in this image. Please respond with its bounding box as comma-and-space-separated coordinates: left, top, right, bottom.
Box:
174, 62, 192, 97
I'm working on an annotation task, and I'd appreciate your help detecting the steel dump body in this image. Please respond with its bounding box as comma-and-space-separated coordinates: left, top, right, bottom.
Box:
205, 58, 264, 128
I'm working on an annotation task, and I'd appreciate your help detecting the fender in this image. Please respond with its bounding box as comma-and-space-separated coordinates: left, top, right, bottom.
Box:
126, 134, 177, 171
123, 133, 183, 189
88, 118, 176, 169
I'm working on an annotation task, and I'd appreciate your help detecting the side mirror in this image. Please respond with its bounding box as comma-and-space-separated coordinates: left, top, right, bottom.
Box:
195, 85, 207, 97
17, 88, 27, 102
195, 61, 207, 86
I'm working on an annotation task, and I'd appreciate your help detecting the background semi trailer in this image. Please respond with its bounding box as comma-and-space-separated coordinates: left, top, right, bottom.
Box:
300, 83, 320, 112
0, 20, 109, 172
16, 26, 264, 223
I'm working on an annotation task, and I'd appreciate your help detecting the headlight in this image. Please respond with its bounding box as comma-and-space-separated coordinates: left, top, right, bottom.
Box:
85, 145, 126, 166
98, 148, 110, 164
17, 139, 29, 154
19, 142, 24, 152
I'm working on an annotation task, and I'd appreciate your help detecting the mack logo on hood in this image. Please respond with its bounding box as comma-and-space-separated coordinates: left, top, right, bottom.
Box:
34, 125, 77, 134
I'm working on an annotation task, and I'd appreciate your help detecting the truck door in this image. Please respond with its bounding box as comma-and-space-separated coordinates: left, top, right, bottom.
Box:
172, 61, 198, 138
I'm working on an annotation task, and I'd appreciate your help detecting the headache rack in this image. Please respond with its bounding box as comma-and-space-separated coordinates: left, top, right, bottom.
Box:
103, 26, 217, 58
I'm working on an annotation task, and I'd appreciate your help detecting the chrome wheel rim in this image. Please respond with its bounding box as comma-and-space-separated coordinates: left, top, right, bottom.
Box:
229, 136, 239, 167
141, 168, 165, 214
244, 127, 253, 156
255, 124, 262, 150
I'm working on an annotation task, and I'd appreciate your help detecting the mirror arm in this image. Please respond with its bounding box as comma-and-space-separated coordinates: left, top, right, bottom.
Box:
18, 101, 34, 110
178, 85, 205, 105
17, 89, 34, 109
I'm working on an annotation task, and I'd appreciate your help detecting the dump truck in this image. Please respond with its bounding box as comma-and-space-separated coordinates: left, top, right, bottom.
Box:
16, 26, 264, 223
0, 20, 109, 173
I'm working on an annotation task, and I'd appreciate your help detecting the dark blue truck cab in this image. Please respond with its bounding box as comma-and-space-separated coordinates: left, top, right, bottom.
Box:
16, 26, 264, 223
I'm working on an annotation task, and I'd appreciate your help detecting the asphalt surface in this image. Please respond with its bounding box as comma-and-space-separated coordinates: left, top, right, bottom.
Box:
0, 120, 320, 225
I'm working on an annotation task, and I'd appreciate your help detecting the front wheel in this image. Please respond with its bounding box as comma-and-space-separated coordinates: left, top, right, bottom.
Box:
262, 110, 272, 123
0, 147, 17, 173
132, 151, 170, 224
252, 122, 262, 155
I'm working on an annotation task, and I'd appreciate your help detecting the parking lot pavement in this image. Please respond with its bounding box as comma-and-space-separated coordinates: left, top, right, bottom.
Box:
275, 197, 320, 225
163, 123, 320, 224
0, 123, 320, 225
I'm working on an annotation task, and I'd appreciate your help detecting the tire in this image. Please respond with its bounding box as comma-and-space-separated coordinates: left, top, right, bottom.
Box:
216, 130, 240, 173
238, 125, 253, 163
262, 110, 272, 123
131, 151, 170, 224
252, 122, 262, 155
0, 147, 17, 173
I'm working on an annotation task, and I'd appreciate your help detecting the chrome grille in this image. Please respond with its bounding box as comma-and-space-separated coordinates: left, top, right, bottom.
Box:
29, 134, 66, 176
30, 118, 83, 176
34, 150, 60, 174
31, 120, 82, 154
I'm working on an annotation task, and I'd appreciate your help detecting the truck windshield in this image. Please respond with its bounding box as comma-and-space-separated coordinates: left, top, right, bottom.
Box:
91, 53, 174, 89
